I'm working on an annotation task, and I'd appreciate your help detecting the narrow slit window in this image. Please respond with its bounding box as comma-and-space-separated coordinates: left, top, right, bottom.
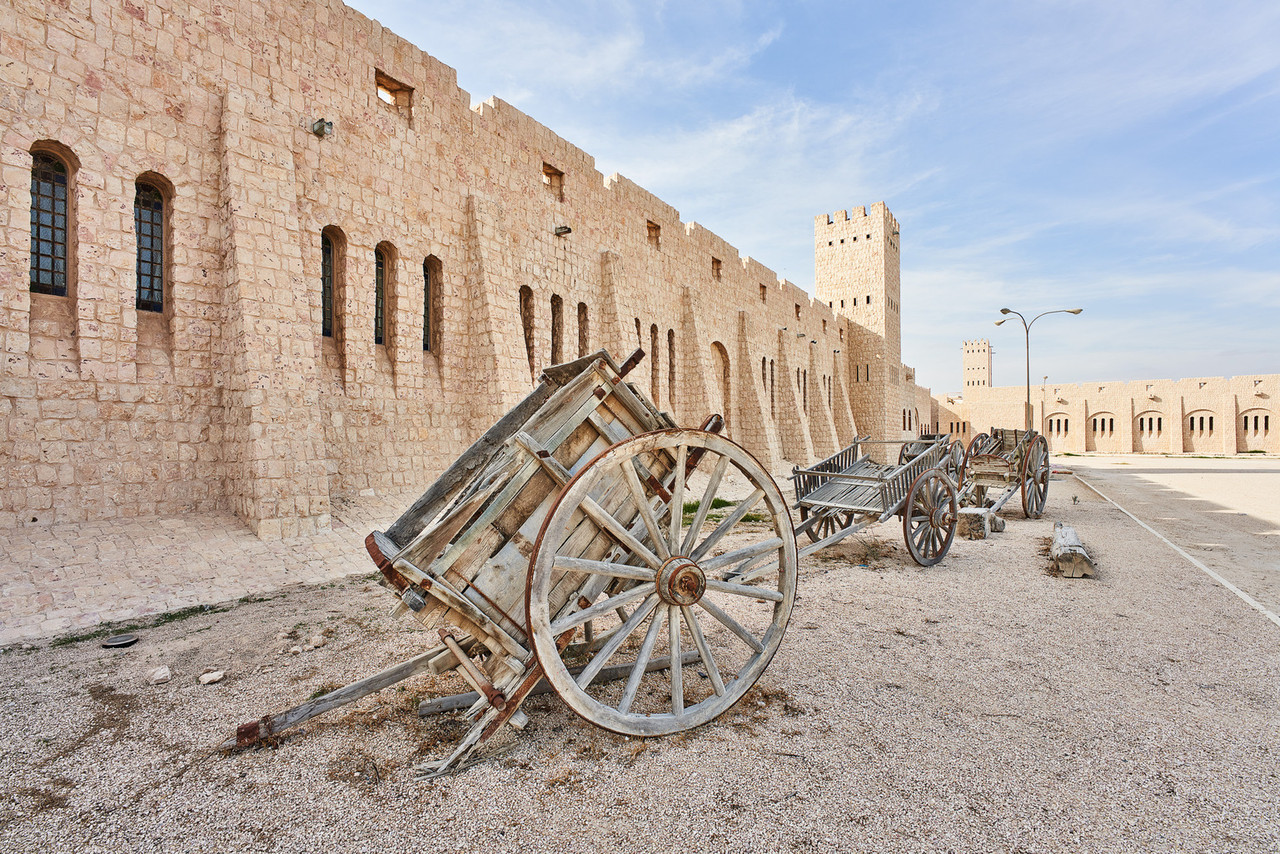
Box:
133, 182, 165, 312
519, 286, 535, 380
711, 257, 722, 281
646, 220, 660, 249
550, 294, 564, 365
30, 152, 69, 296
667, 329, 676, 407
423, 255, 441, 352
374, 248, 387, 346
321, 233, 335, 337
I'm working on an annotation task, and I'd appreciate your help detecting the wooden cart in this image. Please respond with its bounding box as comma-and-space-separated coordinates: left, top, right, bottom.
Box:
791, 434, 959, 567
959, 427, 1050, 518
226, 350, 798, 777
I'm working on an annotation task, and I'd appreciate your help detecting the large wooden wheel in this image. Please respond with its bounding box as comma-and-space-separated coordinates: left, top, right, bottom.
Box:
798, 505, 856, 543
1020, 434, 1050, 518
901, 468, 957, 567
944, 439, 965, 485
527, 429, 797, 737
964, 432, 991, 470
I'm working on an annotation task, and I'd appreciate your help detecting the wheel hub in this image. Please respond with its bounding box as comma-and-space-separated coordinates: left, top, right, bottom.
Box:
657, 557, 706, 606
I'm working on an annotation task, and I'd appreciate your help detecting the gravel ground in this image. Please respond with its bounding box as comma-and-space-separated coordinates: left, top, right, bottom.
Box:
1, 476, 1278, 853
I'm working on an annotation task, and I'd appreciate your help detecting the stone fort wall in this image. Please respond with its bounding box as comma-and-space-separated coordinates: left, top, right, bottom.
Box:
935, 340, 1278, 455
2, 0, 929, 535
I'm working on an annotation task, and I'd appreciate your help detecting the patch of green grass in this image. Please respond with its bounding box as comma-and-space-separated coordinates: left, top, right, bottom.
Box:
740, 513, 770, 524
49, 602, 233, 648
682, 497, 733, 514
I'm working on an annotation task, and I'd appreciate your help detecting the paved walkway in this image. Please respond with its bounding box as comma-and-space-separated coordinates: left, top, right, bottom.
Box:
1069, 453, 1280, 620
0, 491, 415, 644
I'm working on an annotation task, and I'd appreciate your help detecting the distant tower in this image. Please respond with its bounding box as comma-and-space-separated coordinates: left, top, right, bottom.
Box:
962, 339, 991, 391
814, 202, 903, 445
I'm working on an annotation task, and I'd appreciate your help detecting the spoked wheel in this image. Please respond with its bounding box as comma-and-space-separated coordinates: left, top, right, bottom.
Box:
798, 505, 856, 543
964, 432, 991, 471
944, 439, 965, 485
527, 429, 797, 737
1020, 434, 1050, 518
901, 468, 958, 566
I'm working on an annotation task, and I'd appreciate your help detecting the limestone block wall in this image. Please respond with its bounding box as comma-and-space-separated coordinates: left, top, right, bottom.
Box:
1, 0, 909, 534
941, 375, 1279, 455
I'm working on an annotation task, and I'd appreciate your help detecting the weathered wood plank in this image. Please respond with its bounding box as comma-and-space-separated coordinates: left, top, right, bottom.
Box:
225, 644, 452, 750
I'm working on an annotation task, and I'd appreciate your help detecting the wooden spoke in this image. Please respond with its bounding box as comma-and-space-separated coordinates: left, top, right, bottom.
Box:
553, 556, 656, 583
703, 578, 785, 602
696, 597, 765, 653
669, 605, 683, 715
528, 428, 796, 737
551, 583, 655, 635
682, 604, 725, 696
580, 495, 662, 570
681, 453, 730, 555
698, 537, 784, 573
669, 444, 686, 555
620, 459, 671, 562
575, 594, 659, 689
690, 488, 764, 563
618, 606, 666, 714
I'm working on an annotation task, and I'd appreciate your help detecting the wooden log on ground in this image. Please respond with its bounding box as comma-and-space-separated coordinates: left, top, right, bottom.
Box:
418, 651, 700, 717
1051, 522, 1096, 578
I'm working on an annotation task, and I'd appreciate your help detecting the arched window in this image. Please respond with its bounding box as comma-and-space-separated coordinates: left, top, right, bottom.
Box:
373, 247, 388, 345
134, 181, 166, 312
30, 151, 71, 296
423, 255, 442, 352
319, 227, 347, 343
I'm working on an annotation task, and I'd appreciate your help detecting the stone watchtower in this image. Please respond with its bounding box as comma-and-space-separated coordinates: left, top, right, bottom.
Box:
962, 339, 992, 391
813, 202, 903, 447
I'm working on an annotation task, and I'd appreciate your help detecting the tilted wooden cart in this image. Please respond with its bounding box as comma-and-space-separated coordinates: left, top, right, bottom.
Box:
791, 434, 959, 567
226, 350, 798, 777
959, 427, 1050, 518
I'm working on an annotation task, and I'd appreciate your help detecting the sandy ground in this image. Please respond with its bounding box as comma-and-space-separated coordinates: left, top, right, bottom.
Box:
1, 472, 1278, 853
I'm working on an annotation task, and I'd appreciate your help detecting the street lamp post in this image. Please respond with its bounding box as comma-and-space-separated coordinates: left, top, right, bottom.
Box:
994, 308, 1083, 432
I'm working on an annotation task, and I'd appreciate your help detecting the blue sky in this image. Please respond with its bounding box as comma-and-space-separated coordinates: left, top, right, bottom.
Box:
346, 0, 1280, 392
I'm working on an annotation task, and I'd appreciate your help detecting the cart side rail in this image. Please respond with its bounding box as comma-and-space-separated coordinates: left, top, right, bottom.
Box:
792, 436, 870, 502
877, 440, 947, 518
